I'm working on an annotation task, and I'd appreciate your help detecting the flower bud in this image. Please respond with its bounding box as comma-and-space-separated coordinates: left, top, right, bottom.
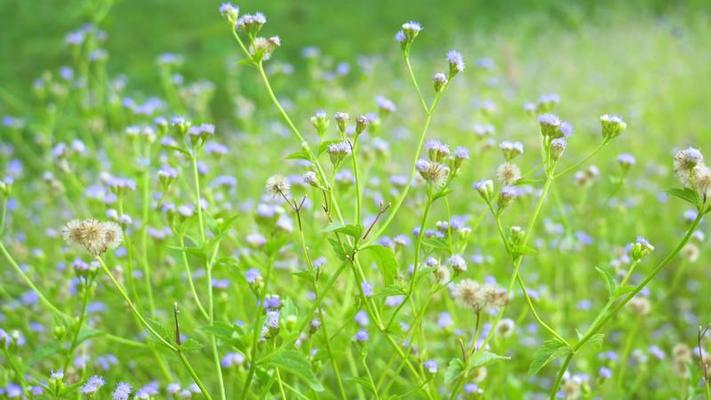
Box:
446, 50, 464, 78
538, 113, 561, 138
310, 111, 329, 137
355, 115, 369, 135
334, 112, 350, 133
630, 237, 654, 261
600, 114, 626, 141
219, 3, 239, 23
433, 72, 448, 92
550, 138, 567, 161
497, 186, 517, 211
510, 226, 525, 245
473, 179, 494, 203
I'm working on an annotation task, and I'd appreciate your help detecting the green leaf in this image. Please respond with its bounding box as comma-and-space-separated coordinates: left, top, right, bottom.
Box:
75, 326, 106, 346
666, 187, 700, 207
469, 351, 510, 368
432, 188, 454, 202
528, 339, 571, 375
322, 222, 363, 238
582, 333, 605, 350
595, 266, 617, 298
328, 238, 349, 261
179, 338, 203, 352
444, 358, 465, 384
285, 149, 310, 161
361, 245, 397, 286
512, 244, 538, 257
27, 341, 64, 366
146, 318, 174, 349
262, 350, 324, 392
613, 284, 636, 298
422, 237, 450, 251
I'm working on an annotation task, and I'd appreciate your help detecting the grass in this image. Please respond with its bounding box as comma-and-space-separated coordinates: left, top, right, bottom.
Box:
1, 1, 711, 399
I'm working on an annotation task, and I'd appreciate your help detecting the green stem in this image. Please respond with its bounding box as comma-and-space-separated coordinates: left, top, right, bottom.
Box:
548, 211, 705, 398
554, 142, 607, 179
140, 142, 156, 317
387, 191, 433, 328
179, 234, 209, 320
0, 242, 65, 317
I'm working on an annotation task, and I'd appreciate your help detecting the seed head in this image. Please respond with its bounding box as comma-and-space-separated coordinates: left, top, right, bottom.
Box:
416, 159, 450, 186
496, 162, 521, 185
265, 175, 290, 197
63, 219, 123, 257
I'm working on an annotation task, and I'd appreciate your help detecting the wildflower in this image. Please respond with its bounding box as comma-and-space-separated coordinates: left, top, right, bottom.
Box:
499, 141, 524, 161
673, 148, 704, 185
263, 294, 281, 310
496, 162, 521, 185
617, 153, 636, 171
627, 296, 651, 315
446, 50, 465, 77
310, 111, 329, 136
629, 237, 654, 260
249, 36, 280, 62
354, 329, 369, 342
63, 219, 123, 256
187, 123, 215, 146
538, 113, 562, 138
446, 255, 467, 273
219, 3, 239, 23
495, 318, 515, 338
433, 72, 448, 92
550, 138, 567, 161
397, 21, 422, 50
361, 281, 374, 297
327, 141, 351, 165
599, 367, 612, 380
426, 139, 450, 162
112, 382, 132, 400
600, 114, 627, 141
81, 375, 105, 395
265, 175, 290, 197
221, 352, 245, 368
376, 96, 396, 116
473, 179, 494, 203
497, 186, 518, 210
434, 265, 450, 284
452, 279, 485, 310
424, 360, 438, 374
355, 115, 369, 135
354, 310, 369, 327
416, 159, 450, 186
334, 112, 349, 133
235, 12, 266, 34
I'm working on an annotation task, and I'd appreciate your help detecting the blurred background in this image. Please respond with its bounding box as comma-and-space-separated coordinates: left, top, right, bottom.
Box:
2, 0, 711, 114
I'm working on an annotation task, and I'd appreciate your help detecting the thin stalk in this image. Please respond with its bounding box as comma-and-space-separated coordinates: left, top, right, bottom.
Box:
0, 242, 65, 317
549, 211, 705, 398
387, 191, 433, 328
178, 234, 209, 320
140, 141, 156, 316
